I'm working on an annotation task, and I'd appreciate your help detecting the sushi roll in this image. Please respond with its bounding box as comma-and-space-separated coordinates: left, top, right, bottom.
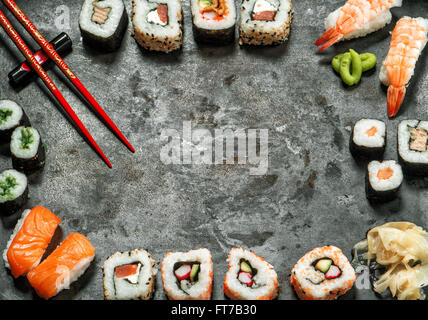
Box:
103, 249, 157, 300
191, 0, 236, 44
132, 0, 183, 53
10, 126, 46, 173
239, 0, 293, 46
161, 248, 213, 300
3, 206, 61, 278
291, 246, 356, 300
398, 120, 428, 176
350, 119, 386, 160
27, 233, 95, 299
0, 100, 29, 144
223, 248, 278, 300
366, 160, 403, 203
79, 0, 129, 52
0, 169, 28, 216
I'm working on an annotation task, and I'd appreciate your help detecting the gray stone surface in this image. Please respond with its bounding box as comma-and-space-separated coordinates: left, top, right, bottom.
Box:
0, 0, 427, 300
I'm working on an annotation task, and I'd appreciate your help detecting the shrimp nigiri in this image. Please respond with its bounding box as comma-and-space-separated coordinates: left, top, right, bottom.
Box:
27, 233, 95, 299
380, 17, 428, 117
2, 206, 61, 278
315, 0, 402, 52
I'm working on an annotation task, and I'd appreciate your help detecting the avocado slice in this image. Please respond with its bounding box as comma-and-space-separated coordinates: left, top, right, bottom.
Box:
190, 264, 200, 282
240, 261, 252, 274
199, 0, 212, 8
315, 259, 333, 273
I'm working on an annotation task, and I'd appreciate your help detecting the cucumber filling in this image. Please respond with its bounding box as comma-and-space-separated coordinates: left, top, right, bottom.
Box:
19, 127, 34, 150
0, 175, 18, 199
0, 109, 13, 126
174, 262, 201, 293
313, 258, 342, 280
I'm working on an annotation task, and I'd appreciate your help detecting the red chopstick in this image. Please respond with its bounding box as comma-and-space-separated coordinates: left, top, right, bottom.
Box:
0, 9, 112, 168
3, 0, 135, 153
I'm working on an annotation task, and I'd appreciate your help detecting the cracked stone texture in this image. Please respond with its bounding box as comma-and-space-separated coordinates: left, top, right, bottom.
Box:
0, 0, 427, 300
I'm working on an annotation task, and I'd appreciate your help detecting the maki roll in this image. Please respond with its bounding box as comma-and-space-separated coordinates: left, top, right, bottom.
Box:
132, 0, 183, 53
0, 100, 29, 144
0, 169, 28, 216
223, 248, 278, 300
79, 0, 129, 52
3, 206, 61, 278
161, 248, 213, 300
350, 119, 386, 160
291, 246, 356, 300
10, 126, 46, 173
366, 160, 403, 203
239, 0, 293, 46
191, 0, 236, 44
103, 249, 157, 300
398, 120, 428, 176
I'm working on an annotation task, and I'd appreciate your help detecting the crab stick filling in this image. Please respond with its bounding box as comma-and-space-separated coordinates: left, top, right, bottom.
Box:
115, 263, 141, 284
313, 258, 342, 281
174, 263, 201, 292
252, 0, 278, 21
409, 127, 428, 152
147, 4, 168, 26
91, 2, 111, 24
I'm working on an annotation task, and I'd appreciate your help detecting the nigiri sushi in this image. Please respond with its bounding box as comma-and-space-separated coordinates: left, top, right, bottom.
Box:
27, 233, 95, 299
379, 17, 428, 117
315, 0, 402, 52
3, 206, 61, 278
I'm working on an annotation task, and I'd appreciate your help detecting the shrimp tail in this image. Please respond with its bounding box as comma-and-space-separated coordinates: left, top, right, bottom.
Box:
315, 27, 343, 52
387, 85, 406, 118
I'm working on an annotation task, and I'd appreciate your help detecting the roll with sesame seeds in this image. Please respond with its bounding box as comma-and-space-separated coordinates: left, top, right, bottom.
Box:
290, 246, 356, 300
132, 0, 183, 53
223, 248, 279, 300
103, 249, 157, 300
239, 0, 293, 46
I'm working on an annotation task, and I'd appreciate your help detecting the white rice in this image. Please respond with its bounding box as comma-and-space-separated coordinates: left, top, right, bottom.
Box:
239, 0, 292, 45
162, 248, 213, 300
368, 160, 403, 192
224, 248, 278, 300
353, 119, 385, 148
104, 249, 157, 300
0, 169, 27, 204
398, 120, 428, 164
55, 256, 95, 296
132, 0, 183, 52
10, 126, 40, 159
325, 0, 402, 42
379, 17, 428, 86
191, 0, 236, 30
79, 0, 126, 39
291, 246, 356, 300
2, 209, 31, 270
0, 100, 23, 131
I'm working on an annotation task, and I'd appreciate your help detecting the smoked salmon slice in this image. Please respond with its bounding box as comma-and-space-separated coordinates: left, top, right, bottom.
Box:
4, 206, 61, 278
27, 233, 95, 299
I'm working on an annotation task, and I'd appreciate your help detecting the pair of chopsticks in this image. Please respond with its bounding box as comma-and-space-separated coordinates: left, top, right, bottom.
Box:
0, 0, 135, 168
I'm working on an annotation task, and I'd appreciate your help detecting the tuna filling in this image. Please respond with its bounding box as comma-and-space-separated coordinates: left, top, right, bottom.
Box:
114, 263, 142, 284
147, 4, 168, 26
252, 0, 278, 21
91, 1, 111, 25
408, 126, 428, 152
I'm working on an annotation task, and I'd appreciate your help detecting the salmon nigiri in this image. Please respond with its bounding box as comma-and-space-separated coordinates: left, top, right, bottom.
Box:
3, 206, 61, 278
379, 17, 428, 117
315, 0, 402, 52
27, 233, 95, 299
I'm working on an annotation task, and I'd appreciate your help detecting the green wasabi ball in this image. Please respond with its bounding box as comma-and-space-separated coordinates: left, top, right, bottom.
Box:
360, 53, 377, 72
332, 53, 344, 73
339, 50, 362, 86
